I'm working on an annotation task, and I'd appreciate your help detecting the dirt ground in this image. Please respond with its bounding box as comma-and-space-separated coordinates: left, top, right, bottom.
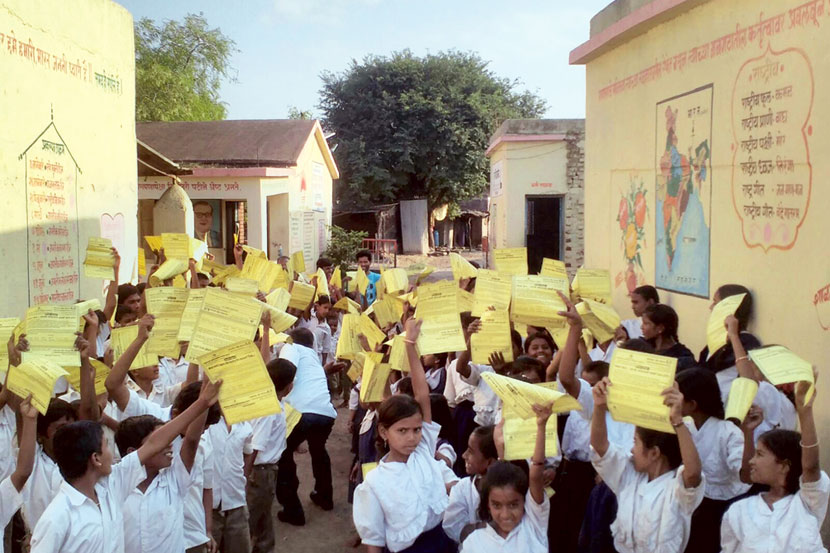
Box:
273, 403, 361, 553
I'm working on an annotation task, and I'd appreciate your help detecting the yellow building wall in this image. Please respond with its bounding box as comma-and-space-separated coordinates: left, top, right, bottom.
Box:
292, 130, 335, 268
489, 141, 569, 250
0, 0, 136, 316
582, 0, 830, 462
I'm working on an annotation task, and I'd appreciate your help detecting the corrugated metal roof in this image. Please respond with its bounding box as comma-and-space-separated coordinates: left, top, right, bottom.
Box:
136, 119, 317, 167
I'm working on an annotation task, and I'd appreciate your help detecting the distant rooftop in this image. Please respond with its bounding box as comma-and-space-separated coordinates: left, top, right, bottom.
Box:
136, 119, 318, 168
486, 119, 584, 156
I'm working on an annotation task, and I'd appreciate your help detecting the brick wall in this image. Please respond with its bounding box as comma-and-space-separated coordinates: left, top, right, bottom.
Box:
562, 129, 585, 277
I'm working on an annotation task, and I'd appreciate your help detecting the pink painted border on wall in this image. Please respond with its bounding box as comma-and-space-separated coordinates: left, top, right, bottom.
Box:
569, 0, 699, 65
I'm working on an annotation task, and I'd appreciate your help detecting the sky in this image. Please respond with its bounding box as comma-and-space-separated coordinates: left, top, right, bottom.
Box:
118, 0, 611, 120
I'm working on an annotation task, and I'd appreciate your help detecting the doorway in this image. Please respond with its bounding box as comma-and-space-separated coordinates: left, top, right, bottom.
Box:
525, 195, 563, 274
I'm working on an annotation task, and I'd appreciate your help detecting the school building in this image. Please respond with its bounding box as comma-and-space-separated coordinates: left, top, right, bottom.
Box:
571, 0, 830, 501
486, 119, 585, 275
0, 0, 138, 317
136, 119, 339, 268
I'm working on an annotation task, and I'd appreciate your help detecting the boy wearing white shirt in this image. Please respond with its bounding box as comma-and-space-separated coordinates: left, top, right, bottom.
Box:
209, 417, 254, 553
30, 379, 221, 553
247, 358, 296, 553
0, 397, 38, 553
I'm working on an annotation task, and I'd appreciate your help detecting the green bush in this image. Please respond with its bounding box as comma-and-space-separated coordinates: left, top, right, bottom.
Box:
324, 225, 368, 271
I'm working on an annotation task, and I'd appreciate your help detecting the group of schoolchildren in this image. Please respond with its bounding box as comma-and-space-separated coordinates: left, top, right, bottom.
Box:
0, 243, 826, 553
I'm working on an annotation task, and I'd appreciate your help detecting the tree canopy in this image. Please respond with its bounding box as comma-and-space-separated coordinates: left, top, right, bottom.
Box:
135, 13, 236, 122
320, 50, 546, 208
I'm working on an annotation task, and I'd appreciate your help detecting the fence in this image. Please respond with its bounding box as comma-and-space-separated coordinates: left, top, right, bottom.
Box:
361, 238, 397, 267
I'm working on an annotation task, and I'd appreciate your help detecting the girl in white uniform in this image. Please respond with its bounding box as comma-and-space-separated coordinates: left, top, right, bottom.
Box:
352, 318, 458, 553
721, 375, 829, 553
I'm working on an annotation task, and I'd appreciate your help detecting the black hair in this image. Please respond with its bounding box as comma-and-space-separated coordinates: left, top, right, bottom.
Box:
316, 257, 333, 269
676, 367, 724, 419
524, 332, 556, 355
114, 304, 135, 323
288, 327, 315, 349
636, 427, 682, 469
619, 338, 656, 354
375, 394, 422, 456
716, 284, 753, 330
471, 425, 498, 460
460, 312, 478, 329
395, 376, 413, 397
53, 421, 104, 480
115, 415, 163, 457
316, 294, 332, 306
37, 399, 77, 438
355, 249, 372, 261
136, 282, 148, 296
632, 285, 660, 304
758, 429, 802, 494
644, 304, 680, 341
430, 393, 456, 443
583, 360, 610, 379
477, 461, 530, 522
266, 358, 297, 394
507, 355, 545, 383
117, 284, 140, 304
172, 381, 221, 427
94, 309, 108, 326
510, 330, 522, 352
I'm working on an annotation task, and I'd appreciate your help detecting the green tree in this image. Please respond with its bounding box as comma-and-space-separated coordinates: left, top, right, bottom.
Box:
287, 106, 314, 120
135, 13, 237, 121
324, 226, 368, 271
319, 50, 545, 208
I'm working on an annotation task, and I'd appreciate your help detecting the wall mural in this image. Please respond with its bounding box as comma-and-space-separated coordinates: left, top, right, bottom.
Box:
616, 175, 648, 293
655, 84, 713, 298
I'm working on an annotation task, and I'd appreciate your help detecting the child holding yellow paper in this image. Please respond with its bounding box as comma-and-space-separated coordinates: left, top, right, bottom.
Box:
698, 285, 760, 373
298, 294, 334, 364
617, 285, 659, 340
352, 318, 459, 553
720, 375, 828, 553
675, 368, 751, 553
0, 395, 38, 553
640, 304, 696, 370
590, 377, 704, 553
458, 402, 554, 552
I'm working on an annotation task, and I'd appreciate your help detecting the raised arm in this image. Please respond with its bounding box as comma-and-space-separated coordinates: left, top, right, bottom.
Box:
76, 334, 99, 422
10, 396, 38, 491
530, 402, 554, 504
189, 258, 201, 289
796, 372, 820, 483
403, 318, 431, 423
260, 310, 272, 363
102, 248, 120, 321
180, 381, 212, 472
726, 315, 763, 381
590, 377, 611, 457
455, 318, 480, 379
663, 382, 702, 488
138, 378, 220, 466
739, 405, 763, 483
104, 314, 154, 412
557, 291, 583, 399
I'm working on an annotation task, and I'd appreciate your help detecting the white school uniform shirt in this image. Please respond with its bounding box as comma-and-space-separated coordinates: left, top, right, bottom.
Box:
353, 420, 458, 552
0, 406, 17, 481
125, 378, 180, 409
717, 370, 797, 440
437, 441, 457, 467
29, 451, 147, 553
123, 438, 193, 553
0, 477, 23, 553
117, 388, 173, 422
20, 444, 64, 530
721, 472, 830, 553
251, 405, 287, 465
297, 313, 333, 362
443, 475, 481, 543
559, 378, 593, 462
620, 318, 643, 339
96, 321, 111, 358
157, 355, 190, 388
575, 342, 617, 379
425, 366, 445, 392
208, 418, 254, 511
279, 343, 337, 418
184, 433, 213, 549
443, 358, 475, 408
460, 363, 500, 426
592, 443, 705, 553
575, 377, 635, 450
687, 417, 749, 500
460, 490, 550, 553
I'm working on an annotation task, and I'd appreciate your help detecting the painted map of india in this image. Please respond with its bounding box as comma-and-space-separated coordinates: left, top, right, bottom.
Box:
655, 85, 712, 297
